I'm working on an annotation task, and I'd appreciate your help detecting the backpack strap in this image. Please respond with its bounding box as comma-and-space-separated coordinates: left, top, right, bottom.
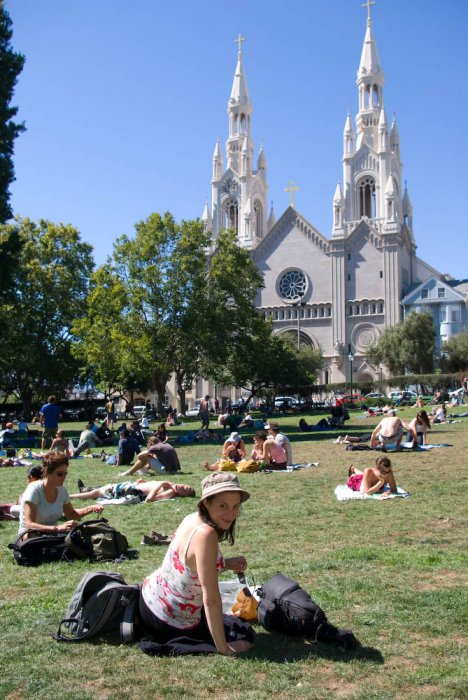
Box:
120, 585, 140, 643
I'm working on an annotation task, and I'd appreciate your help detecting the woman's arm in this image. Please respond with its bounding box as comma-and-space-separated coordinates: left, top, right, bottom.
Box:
238, 440, 246, 458
386, 471, 397, 493
191, 527, 232, 655
63, 501, 103, 521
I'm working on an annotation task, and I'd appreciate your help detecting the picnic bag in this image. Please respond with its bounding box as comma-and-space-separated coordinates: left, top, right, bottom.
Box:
236, 459, 261, 473
257, 574, 359, 649
65, 518, 129, 562
218, 458, 237, 471
257, 574, 327, 637
8, 529, 74, 566
54, 571, 140, 643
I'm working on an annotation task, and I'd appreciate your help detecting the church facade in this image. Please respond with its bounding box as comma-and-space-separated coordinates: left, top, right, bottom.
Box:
201, 10, 466, 389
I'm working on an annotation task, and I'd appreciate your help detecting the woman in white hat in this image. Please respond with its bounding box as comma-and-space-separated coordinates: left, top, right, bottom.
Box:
139, 472, 253, 655
203, 431, 246, 471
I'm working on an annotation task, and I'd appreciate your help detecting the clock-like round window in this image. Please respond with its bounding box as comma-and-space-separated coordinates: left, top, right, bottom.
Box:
278, 269, 307, 301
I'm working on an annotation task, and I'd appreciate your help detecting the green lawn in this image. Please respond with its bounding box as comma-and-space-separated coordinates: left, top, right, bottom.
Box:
1, 409, 467, 699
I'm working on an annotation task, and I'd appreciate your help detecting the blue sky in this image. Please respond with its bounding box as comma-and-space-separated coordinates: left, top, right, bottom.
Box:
5, 0, 468, 279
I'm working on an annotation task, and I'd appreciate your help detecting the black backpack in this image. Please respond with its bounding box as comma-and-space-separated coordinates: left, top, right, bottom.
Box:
54, 571, 140, 643
65, 518, 129, 563
8, 529, 75, 566
257, 574, 359, 649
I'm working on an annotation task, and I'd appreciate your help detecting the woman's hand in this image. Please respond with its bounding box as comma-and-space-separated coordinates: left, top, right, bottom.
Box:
91, 505, 104, 515
224, 556, 247, 573
224, 640, 254, 655
56, 520, 79, 532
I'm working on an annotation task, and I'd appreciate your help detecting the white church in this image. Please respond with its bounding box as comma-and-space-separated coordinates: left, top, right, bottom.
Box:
199, 7, 467, 391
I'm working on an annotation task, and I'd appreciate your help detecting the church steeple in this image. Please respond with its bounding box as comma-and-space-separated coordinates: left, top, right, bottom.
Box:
226, 34, 253, 173
356, 1, 384, 147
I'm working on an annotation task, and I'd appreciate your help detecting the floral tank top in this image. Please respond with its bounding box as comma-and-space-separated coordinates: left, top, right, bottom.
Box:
141, 525, 225, 629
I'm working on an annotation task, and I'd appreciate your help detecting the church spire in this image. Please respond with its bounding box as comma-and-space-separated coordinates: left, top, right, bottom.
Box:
356, 1, 384, 145
226, 34, 253, 174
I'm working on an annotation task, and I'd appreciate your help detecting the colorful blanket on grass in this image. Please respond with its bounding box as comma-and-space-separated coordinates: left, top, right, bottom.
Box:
262, 462, 320, 473
334, 485, 410, 501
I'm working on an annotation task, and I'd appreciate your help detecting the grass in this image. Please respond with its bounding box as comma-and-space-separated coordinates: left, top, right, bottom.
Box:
0, 408, 467, 699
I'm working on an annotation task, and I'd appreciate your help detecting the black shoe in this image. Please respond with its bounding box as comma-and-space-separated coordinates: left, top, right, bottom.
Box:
77, 479, 86, 493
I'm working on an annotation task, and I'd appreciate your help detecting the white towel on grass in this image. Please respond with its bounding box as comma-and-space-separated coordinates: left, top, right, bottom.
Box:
334, 485, 410, 501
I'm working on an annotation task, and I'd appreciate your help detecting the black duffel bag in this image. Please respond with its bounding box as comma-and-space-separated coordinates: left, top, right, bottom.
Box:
8, 529, 75, 566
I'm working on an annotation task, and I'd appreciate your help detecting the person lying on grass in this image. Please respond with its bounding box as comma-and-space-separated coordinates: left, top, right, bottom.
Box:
18, 452, 103, 536
139, 472, 254, 656
70, 479, 195, 503
347, 456, 397, 497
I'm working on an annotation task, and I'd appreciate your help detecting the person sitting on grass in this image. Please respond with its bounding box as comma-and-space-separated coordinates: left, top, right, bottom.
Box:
430, 403, 447, 425
299, 417, 330, 432
139, 472, 254, 656
407, 410, 431, 446
347, 456, 397, 497
119, 436, 181, 476
117, 429, 141, 467
9, 466, 43, 519
18, 452, 103, 536
370, 411, 416, 451
70, 478, 195, 503
204, 432, 246, 471
49, 430, 73, 456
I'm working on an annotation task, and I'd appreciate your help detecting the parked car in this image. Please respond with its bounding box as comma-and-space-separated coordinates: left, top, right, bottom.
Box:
133, 405, 147, 417
388, 390, 418, 405
364, 392, 385, 400
274, 396, 299, 409
186, 406, 201, 417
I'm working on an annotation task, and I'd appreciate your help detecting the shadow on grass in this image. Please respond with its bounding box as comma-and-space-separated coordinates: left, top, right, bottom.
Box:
249, 631, 384, 664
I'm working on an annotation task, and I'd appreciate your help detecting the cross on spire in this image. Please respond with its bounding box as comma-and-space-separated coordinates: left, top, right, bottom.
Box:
235, 33, 245, 55
285, 180, 299, 207
362, 0, 376, 22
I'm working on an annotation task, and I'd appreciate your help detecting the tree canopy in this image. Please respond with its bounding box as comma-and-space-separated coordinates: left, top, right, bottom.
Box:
0, 2, 25, 223
0, 218, 94, 413
441, 332, 468, 373
368, 311, 436, 375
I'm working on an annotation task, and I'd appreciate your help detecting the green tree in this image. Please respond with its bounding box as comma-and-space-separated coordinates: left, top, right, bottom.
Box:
0, 1, 25, 223
0, 218, 94, 414
368, 311, 436, 374
74, 214, 212, 414
440, 332, 468, 373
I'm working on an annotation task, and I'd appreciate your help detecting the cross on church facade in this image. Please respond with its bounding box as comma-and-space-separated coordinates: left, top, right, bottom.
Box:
285, 180, 299, 207
362, 0, 376, 21
235, 33, 245, 54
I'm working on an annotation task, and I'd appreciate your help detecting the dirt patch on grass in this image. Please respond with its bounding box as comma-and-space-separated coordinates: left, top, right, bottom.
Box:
428, 517, 457, 530
412, 570, 466, 592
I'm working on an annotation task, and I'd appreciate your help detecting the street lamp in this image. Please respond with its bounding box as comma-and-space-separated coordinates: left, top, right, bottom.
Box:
379, 364, 383, 394
348, 351, 354, 407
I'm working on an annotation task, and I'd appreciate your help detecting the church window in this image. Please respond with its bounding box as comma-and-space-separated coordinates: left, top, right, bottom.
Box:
371, 303, 376, 314
437, 287, 445, 298
379, 271, 383, 278
378, 303, 384, 313
334, 207, 340, 226
372, 84, 379, 107
348, 254, 351, 261
348, 305, 353, 316
233, 114, 238, 134
326, 306, 331, 317
354, 304, 360, 315
223, 198, 238, 233
319, 307, 324, 317
364, 84, 371, 109
421, 288, 429, 299
240, 114, 246, 134
359, 177, 376, 218
348, 274, 351, 281
312, 307, 317, 318
254, 200, 263, 238
362, 303, 369, 315
325, 370, 329, 384
278, 269, 307, 301
387, 200, 393, 218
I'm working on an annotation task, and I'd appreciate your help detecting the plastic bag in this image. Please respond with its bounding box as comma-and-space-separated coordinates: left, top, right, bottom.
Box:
218, 579, 245, 615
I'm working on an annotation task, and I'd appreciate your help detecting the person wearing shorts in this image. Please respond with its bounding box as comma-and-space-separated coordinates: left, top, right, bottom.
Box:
40, 395, 62, 450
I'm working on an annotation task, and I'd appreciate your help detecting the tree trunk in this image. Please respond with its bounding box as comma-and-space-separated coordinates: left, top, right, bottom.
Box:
154, 377, 169, 417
